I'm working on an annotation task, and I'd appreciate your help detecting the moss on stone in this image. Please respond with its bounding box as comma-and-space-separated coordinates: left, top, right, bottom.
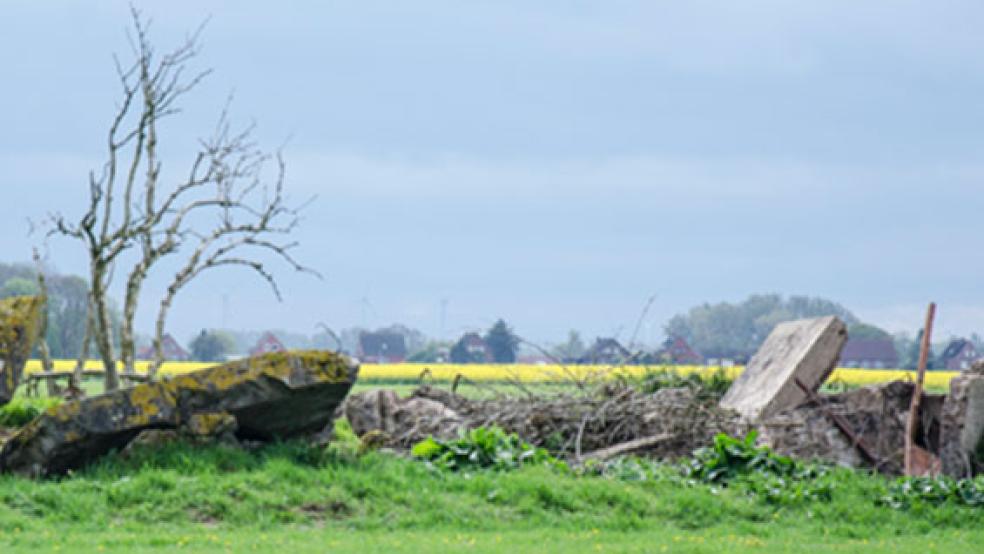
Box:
0, 296, 44, 405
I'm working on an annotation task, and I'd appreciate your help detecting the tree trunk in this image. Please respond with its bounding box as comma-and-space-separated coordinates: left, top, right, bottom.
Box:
119, 264, 147, 376
149, 288, 176, 380
90, 267, 119, 391
72, 304, 93, 389
36, 293, 55, 396
32, 250, 56, 395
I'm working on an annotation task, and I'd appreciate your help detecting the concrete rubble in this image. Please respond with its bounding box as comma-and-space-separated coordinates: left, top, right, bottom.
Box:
342, 315, 983, 477
0, 295, 44, 407
940, 364, 984, 478
757, 381, 943, 472
0, 350, 358, 477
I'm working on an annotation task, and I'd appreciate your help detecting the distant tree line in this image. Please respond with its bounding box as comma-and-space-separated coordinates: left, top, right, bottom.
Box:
664, 294, 886, 362
0, 262, 117, 359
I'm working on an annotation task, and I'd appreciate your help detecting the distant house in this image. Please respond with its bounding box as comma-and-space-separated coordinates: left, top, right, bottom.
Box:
578, 338, 631, 365
137, 333, 190, 361
657, 337, 704, 365
517, 354, 552, 365
838, 339, 898, 369
250, 332, 286, 356
358, 331, 408, 363
451, 332, 492, 364
941, 339, 980, 371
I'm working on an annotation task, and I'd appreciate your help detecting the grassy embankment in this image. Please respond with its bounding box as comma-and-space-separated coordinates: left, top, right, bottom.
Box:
0, 411, 981, 553
0, 364, 968, 552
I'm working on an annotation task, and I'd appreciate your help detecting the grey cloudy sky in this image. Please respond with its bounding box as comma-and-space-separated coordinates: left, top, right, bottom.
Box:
2, 1, 983, 345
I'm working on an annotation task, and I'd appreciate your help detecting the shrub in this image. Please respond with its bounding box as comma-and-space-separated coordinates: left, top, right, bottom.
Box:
0, 398, 59, 427
412, 426, 565, 472
637, 368, 732, 398
880, 476, 984, 509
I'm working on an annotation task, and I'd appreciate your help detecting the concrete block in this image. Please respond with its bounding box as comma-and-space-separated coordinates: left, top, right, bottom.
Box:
720, 316, 847, 420
940, 373, 984, 478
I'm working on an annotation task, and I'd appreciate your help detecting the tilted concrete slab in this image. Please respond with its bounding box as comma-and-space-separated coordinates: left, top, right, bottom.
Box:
0, 350, 358, 477
720, 316, 847, 421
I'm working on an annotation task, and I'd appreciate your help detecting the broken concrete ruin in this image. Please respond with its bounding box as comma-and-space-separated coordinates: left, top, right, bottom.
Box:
336, 311, 984, 477
757, 381, 944, 472
940, 367, 984, 478
0, 295, 44, 407
0, 350, 358, 477
341, 313, 981, 477
720, 316, 847, 421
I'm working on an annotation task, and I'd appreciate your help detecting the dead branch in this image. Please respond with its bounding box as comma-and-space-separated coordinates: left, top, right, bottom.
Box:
579, 433, 675, 462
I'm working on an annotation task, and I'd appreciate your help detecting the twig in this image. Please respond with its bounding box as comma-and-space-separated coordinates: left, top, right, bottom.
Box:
627, 294, 657, 351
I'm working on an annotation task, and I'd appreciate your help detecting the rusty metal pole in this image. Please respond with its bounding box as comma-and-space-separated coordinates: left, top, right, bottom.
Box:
904, 302, 936, 476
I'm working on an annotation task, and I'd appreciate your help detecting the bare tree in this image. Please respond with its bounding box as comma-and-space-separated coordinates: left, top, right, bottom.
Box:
51, 9, 313, 390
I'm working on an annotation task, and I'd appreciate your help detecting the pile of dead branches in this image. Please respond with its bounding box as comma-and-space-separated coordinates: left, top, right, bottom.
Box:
346, 381, 747, 462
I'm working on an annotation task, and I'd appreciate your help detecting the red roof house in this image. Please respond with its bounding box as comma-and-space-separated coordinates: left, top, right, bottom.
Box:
658, 337, 704, 365
451, 332, 493, 363
578, 338, 631, 364
250, 332, 286, 356
137, 333, 190, 361
358, 331, 408, 363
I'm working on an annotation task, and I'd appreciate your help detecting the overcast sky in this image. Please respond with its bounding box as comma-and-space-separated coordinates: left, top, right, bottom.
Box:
2, 1, 983, 345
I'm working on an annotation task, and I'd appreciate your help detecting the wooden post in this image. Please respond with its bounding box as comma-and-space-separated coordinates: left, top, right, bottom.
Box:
904, 302, 936, 476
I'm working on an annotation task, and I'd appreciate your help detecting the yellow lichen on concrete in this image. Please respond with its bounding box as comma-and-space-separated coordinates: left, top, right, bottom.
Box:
248, 350, 353, 382
184, 412, 236, 437
50, 399, 82, 422
164, 350, 354, 392
124, 383, 176, 427
0, 295, 43, 357
0, 295, 43, 401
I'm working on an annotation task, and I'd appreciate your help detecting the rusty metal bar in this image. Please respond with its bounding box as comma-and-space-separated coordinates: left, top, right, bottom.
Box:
905, 302, 936, 476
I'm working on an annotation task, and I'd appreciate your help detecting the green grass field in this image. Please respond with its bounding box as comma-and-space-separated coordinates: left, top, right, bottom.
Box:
0, 373, 975, 553
0, 417, 981, 553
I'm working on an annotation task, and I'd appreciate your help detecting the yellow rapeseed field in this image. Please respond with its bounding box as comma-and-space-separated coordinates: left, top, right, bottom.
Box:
23, 360, 957, 388
357, 363, 956, 389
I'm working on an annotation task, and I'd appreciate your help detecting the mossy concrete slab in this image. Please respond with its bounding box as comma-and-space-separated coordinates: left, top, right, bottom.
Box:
0, 350, 358, 476
0, 295, 43, 406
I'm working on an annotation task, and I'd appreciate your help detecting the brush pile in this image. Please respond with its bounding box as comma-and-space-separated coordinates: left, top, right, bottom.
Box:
344, 379, 746, 461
